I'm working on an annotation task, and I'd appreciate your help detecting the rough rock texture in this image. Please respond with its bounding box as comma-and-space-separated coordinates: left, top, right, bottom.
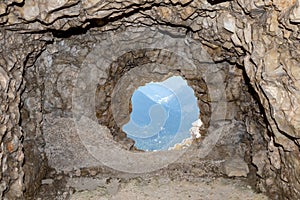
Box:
36, 29, 251, 176
0, 31, 49, 199
0, 0, 299, 199
68, 177, 268, 200
21, 52, 50, 197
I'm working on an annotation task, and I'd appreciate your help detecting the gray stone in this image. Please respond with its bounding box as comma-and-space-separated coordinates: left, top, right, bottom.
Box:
223, 14, 236, 33
42, 179, 54, 185
0, 66, 8, 91
290, 0, 300, 23
223, 157, 249, 177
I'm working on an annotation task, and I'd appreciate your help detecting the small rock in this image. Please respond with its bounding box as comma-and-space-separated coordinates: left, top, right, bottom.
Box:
290, 2, 300, 23
0, 3, 7, 15
180, 6, 196, 20
189, 119, 203, 139
231, 33, 242, 46
42, 179, 54, 185
252, 150, 267, 177
107, 179, 120, 195
223, 157, 249, 177
223, 14, 236, 33
89, 170, 97, 176
6, 135, 19, 153
62, 191, 69, 199
0, 66, 9, 91
75, 169, 81, 177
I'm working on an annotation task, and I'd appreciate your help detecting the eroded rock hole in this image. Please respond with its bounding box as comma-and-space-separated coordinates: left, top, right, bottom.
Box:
123, 76, 201, 151
95, 49, 211, 151
16, 28, 271, 199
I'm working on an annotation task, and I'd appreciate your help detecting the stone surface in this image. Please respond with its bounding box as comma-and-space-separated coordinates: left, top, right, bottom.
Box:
223, 157, 250, 177
42, 179, 54, 185
69, 177, 268, 200
0, 31, 49, 199
289, 0, 300, 23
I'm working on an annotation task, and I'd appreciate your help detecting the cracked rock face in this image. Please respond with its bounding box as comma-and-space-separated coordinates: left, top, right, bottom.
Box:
0, 0, 299, 199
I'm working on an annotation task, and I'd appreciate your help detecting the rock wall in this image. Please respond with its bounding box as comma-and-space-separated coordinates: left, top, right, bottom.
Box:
0, 31, 49, 199
0, 0, 299, 199
0, 31, 25, 200
35, 28, 250, 174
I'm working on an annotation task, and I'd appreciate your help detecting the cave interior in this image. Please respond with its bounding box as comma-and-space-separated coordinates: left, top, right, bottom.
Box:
0, 0, 300, 199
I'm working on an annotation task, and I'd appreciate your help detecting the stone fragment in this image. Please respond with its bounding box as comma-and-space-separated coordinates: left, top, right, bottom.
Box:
244, 55, 255, 81
0, 66, 9, 91
268, 139, 281, 169
157, 7, 173, 21
269, 12, 279, 33
189, 119, 202, 139
41, 179, 54, 185
118, 137, 135, 150
6, 135, 19, 153
243, 23, 252, 44
223, 41, 233, 49
290, 1, 300, 23
180, 6, 196, 20
81, 0, 98, 10
231, 33, 242, 46
223, 14, 236, 33
5, 176, 23, 199
223, 157, 249, 177
107, 179, 120, 195
252, 150, 267, 177
253, 0, 265, 7
264, 49, 279, 73
75, 169, 81, 177
19, 1, 40, 21
0, 181, 7, 195
44, 0, 73, 13
0, 3, 6, 15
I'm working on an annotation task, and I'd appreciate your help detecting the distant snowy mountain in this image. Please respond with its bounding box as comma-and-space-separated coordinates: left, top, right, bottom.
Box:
122, 76, 200, 151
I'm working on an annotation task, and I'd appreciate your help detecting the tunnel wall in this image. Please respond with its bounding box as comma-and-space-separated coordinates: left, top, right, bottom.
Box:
0, 0, 299, 199
0, 31, 49, 198
34, 28, 252, 174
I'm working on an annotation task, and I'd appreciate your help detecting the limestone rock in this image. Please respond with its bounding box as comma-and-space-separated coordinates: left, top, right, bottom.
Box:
252, 150, 267, 177
290, 0, 300, 23
223, 157, 249, 177
0, 66, 8, 91
223, 14, 236, 33
189, 119, 203, 139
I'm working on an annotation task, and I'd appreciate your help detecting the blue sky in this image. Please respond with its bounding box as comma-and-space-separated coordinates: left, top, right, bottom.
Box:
122, 76, 199, 151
